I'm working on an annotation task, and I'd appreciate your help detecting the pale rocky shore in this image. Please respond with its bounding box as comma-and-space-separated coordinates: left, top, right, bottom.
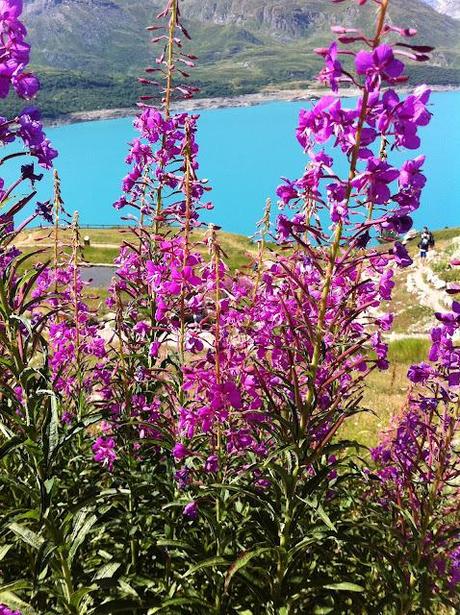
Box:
45, 87, 328, 127
46, 84, 460, 128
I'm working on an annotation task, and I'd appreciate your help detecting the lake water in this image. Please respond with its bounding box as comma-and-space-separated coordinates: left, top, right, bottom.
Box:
9, 91, 460, 236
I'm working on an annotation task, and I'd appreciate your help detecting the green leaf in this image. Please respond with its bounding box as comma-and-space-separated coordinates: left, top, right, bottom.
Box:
224, 548, 272, 592
44, 478, 55, 495
296, 496, 337, 532
68, 512, 97, 564
288, 535, 325, 561
8, 523, 44, 550
10, 314, 34, 337
93, 562, 121, 580
323, 582, 364, 592
0, 436, 24, 460
70, 586, 97, 608
34, 541, 56, 583
315, 504, 337, 532
0, 544, 13, 561
0, 591, 37, 615
47, 392, 60, 464
0, 581, 31, 593
265, 462, 294, 494
148, 597, 211, 613
156, 539, 194, 551
183, 556, 228, 578
118, 579, 140, 598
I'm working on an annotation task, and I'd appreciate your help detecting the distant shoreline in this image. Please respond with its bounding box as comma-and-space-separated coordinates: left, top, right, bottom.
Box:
45, 84, 460, 128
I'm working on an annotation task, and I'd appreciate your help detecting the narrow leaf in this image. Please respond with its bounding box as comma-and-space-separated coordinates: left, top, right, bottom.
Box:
183, 556, 228, 578
224, 548, 271, 592
8, 523, 44, 550
93, 562, 121, 580
323, 582, 364, 592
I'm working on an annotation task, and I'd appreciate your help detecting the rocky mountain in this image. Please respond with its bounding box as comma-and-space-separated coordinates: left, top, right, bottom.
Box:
422, 0, 460, 19
15, 0, 460, 119
23, 0, 460, 70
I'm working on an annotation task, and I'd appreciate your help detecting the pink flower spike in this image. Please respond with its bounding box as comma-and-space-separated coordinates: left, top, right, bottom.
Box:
331, 26, 360, 34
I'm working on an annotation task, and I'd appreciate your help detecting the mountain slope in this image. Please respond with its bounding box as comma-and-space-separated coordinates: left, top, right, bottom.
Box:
16, 0, 460, 119
24, 0, 460, 70
422, 0, 460, 19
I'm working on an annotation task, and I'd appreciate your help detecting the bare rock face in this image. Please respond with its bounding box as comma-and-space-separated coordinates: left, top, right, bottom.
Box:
422, 0, 460, 19
435, 0, 460, 19
21, 0, 460, 73
181, 0, 323, 39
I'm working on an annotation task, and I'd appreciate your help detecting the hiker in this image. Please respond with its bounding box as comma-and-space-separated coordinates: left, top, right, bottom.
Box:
417, 226, 435, 260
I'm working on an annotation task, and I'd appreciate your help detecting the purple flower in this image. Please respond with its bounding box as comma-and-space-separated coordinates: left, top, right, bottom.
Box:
276, 180, 298, 205
12, 72, 40, 99
392, 242, 413, 268
175, 467, 190, 490
92, 437, 117, 471
399, 156, 426, 190
379, 269, 395, 301
316, 42, 343, 92
0, 0, 23, 20
61, 411, 74, 425
296, 96, 337, 148
183, 500, 198, 520
172, 442, 189, 461
448, 547, 460, 589
35, 200, 53, 223
355, 44, 405, 86
327, 182, 348, 222
353, 157, 399, 204
204, 454, 218, 473
0, 605, 22, 615
407, 362, 431, 384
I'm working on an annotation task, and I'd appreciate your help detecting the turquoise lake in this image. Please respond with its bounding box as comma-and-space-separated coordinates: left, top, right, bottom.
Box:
10, 91, 460, 236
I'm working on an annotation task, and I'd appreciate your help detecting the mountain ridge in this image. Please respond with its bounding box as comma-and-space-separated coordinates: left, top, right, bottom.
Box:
422, 0, 460, 19
14, 0, 460, 119
24, 0, 460, 70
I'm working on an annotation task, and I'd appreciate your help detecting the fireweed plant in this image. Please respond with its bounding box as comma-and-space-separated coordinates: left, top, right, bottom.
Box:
0, 3, 100, 615
0, 0, 458, 612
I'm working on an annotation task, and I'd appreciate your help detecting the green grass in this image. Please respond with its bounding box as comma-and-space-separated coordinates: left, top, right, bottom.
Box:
82, 246, 120, 264
388, 338, 431, 364
341, 364, 408, 448
432, 227, 460, 243
17, 226, 260, 272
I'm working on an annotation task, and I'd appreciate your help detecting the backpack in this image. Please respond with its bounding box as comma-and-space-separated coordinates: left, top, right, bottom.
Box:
419, 237, 429, 250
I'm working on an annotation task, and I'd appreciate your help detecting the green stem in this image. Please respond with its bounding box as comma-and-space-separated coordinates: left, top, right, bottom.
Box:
59, 551, 75, 610
128, 482, 138, 571
274, 464, 299, 608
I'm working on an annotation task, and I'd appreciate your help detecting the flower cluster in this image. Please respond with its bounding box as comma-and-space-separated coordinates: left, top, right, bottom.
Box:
102, 0, 435, 489
0, 27, 57, 168
0, 0, 57, 240
32, 248, 108, 423
0, 606, 21, 615
371, 259, 460, 598
0, 0, 39, 100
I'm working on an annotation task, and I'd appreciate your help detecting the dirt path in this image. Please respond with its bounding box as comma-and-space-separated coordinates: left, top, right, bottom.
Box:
406, 260, 450, 313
